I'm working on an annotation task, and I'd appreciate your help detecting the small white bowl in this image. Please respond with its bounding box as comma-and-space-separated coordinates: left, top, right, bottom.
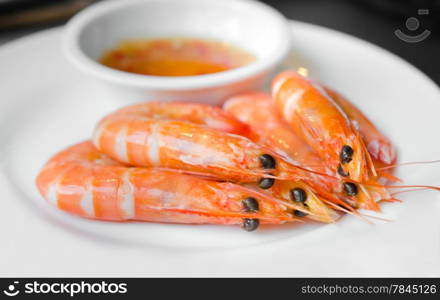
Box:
63, 0, 291, 105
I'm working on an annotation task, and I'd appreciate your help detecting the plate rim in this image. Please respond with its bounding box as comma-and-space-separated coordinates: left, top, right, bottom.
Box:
1, 20, 440, 276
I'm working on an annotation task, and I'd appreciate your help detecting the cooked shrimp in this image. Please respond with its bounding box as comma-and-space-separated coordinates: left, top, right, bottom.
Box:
272, 72, 389, 210
35, 141, 300, 231
224, 93, 328, 175
324, 87, 398, 180
93, 102, 314, 188
272, 71, 376, 180
324, 88, 396, 163
224, 92, 359, 212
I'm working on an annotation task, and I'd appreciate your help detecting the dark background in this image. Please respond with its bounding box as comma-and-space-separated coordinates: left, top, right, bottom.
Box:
1, 0, 439, 84
261, 0, 440, 84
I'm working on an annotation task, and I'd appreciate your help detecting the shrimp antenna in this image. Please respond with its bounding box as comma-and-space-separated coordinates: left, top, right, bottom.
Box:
347, 180, 440, 192
376, 172, 402, 183
162, 207, 294, 223
323, 201, 375, 224
377, 159, 440, 171
360, 213, 392, 222
390, 188, 435, 196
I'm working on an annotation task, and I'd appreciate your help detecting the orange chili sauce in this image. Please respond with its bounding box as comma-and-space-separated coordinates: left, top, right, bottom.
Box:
100, 38, 255, 76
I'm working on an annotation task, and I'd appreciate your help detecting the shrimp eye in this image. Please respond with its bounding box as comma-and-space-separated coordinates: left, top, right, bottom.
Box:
259, 154, 276, 169
242, 197, 259, 212
340, 145, 354, 164
290, 188, 307, 203
337, 164, 349, 177
293, 210, 308, 217
258, 177, 275, 189
242, 218, 259, 231
343, 182, 358, 196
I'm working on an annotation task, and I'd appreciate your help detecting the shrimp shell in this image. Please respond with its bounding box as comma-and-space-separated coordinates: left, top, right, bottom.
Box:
93, 101, 312, 184
36, 141, 298, 228
324, 87, 398, 182
272, 72, 391, 210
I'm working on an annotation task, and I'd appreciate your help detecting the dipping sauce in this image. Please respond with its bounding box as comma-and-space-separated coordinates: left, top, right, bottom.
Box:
100, 38, 255, 76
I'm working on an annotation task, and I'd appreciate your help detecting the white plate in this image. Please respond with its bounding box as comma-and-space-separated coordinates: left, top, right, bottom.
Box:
1, 22, 440, 277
